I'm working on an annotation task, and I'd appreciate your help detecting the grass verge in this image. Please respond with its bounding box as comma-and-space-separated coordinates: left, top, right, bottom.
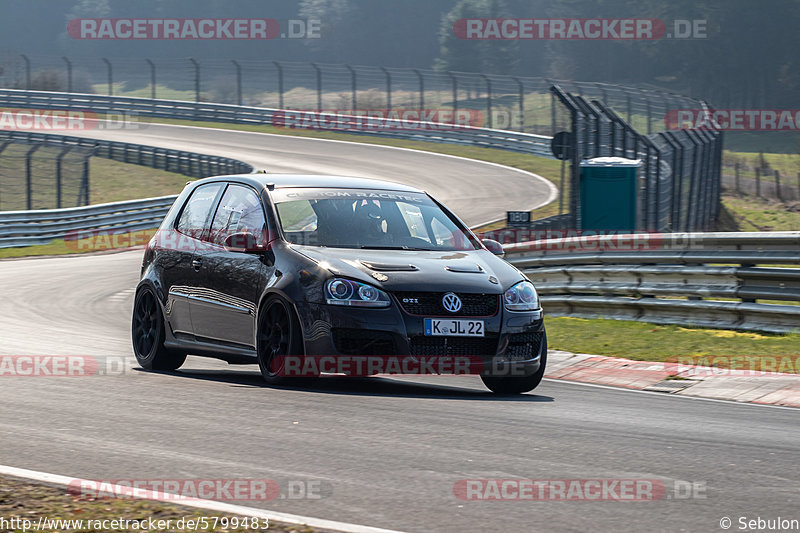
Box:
547, 317, 800, 372
719, 192, 800, 231
0, 475, 316, 533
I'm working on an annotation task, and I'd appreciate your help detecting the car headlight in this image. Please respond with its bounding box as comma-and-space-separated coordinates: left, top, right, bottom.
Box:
503, 281, 539, 311
325, 278, 391, 307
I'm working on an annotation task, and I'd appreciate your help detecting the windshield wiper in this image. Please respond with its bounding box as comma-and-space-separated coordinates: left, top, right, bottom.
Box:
359, 245, 431, 251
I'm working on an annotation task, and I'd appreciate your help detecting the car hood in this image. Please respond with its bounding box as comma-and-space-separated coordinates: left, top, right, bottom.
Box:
290, 245, 526, 293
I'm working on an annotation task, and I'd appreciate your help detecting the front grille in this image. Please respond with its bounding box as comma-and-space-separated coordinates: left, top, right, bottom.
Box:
394, 292, 499, 317
408, 336, 498, 357
332, 328, 396, 356
504, 332, 544, 360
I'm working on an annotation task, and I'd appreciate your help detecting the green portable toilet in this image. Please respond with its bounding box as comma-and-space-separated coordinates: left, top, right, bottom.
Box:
579, 157, 641, 231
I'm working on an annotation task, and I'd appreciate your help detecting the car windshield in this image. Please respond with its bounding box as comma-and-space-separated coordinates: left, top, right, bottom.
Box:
272, 188, 479, 251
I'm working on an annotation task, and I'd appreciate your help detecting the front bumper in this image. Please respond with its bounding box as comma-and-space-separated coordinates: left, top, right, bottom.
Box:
294, 300, 545, 377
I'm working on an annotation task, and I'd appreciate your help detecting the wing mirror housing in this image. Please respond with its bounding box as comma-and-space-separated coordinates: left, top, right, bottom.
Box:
481, 238, 505, 257
224, 232, 268, 253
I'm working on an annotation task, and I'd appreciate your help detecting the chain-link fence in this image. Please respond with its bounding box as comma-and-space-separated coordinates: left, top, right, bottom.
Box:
550, 84, 722, 233
0, 54, 704, 136
0, 53, 721, 228
0, 138, 92, 210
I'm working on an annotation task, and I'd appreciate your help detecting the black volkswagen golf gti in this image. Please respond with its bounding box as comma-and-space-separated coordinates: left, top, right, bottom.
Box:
132, 174, 547, 394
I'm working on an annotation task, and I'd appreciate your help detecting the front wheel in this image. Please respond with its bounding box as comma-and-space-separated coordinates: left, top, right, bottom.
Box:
481, 334, 547, 394
131, 287, 186, 371
257, 296, 307, 384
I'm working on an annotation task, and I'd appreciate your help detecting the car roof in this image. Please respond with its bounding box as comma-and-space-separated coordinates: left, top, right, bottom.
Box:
192, 173, 425, 194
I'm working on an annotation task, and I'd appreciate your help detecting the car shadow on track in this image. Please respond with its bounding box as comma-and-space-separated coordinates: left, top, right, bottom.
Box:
137, 367, 554, 402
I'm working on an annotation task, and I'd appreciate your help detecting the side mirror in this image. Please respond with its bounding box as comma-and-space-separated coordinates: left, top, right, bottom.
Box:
224, 232, 265, 253
481, 238, 505, 257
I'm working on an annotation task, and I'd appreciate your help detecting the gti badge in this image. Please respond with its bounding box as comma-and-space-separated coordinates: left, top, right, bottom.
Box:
442, 292, 462, 313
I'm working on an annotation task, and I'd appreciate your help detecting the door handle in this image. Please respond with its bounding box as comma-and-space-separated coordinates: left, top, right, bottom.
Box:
192, 259, 202, 271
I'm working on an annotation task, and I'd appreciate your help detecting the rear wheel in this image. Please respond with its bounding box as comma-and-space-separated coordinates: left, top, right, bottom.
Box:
481, 334, 547, 394
132, 287, 186, 371
257, 296, 307, 384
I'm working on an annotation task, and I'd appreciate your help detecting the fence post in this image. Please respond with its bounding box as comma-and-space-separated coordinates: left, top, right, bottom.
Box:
311, 62, 322, 111
380, 66, 391, 112
61, 56, 73, 92
755, 167, 761, 197
447, 71, 457, 124
512, 76, 524, 132
548, 81, 556, 136
480, 74, 492, 129
272, 61, 284, 109
82, 152, 90, 206
346, 64, 357, 110
775, 169, 782, 201
55, 146, 73, 208
231, 60, 242, 105
145, 59, 156, 99
735, 161, 740, 193
645, 97, 652, 135
20, 54, 30, 89
626, 91, 632, 124
413, 69, 424, 115
25, 144, 40, 210
102, 58, 112, 96
189, 58, 200, 102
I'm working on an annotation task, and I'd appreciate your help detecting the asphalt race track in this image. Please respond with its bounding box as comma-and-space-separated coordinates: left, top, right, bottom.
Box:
0, 126, 797, 532
66, 122, 558, 227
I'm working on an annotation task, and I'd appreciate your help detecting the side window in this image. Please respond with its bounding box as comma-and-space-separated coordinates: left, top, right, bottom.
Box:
209, 185, 268, 246
276, 200, 318, 232
176, 183, 223, 239
430, 218, 451, 246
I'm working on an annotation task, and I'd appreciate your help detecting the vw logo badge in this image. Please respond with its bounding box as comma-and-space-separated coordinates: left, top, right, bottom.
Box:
442, 292, 462, 313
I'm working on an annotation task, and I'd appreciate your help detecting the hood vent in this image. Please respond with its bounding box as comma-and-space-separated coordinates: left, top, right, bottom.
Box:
444, 263, 484, 273
360, 260, 419, 272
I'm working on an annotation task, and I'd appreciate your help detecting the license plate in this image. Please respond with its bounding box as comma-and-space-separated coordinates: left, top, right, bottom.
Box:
424, 318, 484, 337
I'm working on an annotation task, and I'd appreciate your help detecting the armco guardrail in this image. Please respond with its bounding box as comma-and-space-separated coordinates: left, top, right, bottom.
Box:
0, 89, 554, 158
0, 129, 254, 179
0, 195, 177, 248
504, 232, 800, 333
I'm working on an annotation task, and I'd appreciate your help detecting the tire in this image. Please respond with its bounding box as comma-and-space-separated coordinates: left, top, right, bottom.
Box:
132, 287, 187, 371
257, 296, 307, 384
481, 333, 547, 394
